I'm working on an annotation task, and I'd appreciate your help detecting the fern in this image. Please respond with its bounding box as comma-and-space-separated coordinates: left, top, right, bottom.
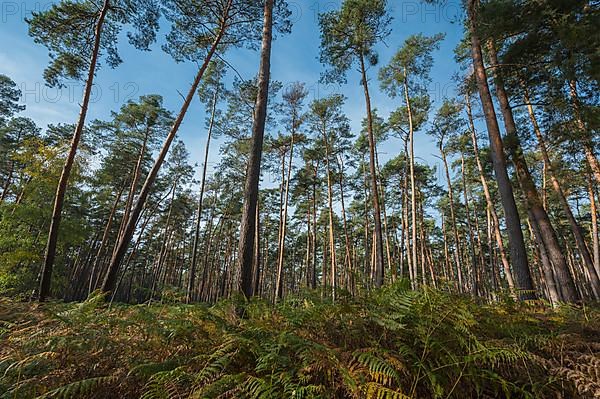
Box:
1, 286, 598, 398
365, 382, 411, 399
34, 376, 115, 399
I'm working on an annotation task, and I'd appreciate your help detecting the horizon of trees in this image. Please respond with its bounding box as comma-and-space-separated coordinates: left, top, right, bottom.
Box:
0, 0, 598, 306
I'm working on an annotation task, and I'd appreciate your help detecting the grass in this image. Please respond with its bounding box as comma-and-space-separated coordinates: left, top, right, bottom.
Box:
0, 284, 599, 398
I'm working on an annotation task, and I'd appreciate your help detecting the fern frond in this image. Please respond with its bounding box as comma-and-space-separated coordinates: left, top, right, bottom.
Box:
34, 376, 115, 399
365, 382, 411, 399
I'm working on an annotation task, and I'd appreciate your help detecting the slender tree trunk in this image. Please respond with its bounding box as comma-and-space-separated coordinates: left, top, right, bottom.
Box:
322, 128, 337, 300
467, 1, 534, 300
311, 162, 318, 289
375, 148, 393, 282
487, 41, 577, 302
402, 141, 414, 286
589, 180, 600, 278
115, 128, 150, 252
527, 213, 561, 305
238, 0, 273, 298
441, 210, 453, 285
187, 89, 218, 303
568, 80, 600, 186
39, 0, 111, 301
461, 154, 480, 295
276, 134, 294, 299
440, 146, 464, 292
89, 185, 125, 295
305, 208, 311, 288
101, 9, 229, 295
359, 55, 384, 288
524, 88, 600, 299
336, 154, 353, 287
465, 93, 516, 292
403, 73, 419, 289
253, 199, 263, 295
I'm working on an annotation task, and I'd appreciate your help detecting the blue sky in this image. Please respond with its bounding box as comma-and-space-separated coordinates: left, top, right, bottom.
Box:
0, 0, 466, 184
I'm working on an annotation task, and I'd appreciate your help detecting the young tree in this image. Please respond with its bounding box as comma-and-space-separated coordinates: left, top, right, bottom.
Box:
29, 0, 161, 301
86, 95, 172, 294
274, 82, 308, 300
428, 99, 466, 292
188, 60, 227, 303
306, 94, 351, 300
379, 33, 442, 288
319, 0, 391, 287
0, 118, 40, 203
0, 75, 25, 126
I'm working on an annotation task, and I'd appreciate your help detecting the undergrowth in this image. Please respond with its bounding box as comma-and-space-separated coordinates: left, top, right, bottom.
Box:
0, 284, 598, 398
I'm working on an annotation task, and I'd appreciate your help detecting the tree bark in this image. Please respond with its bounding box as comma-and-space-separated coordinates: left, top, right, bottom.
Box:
460, 154, 480, 296
569, 80, 600, 187
336, 154, 353, 288
276, 134, 294, 300
188, 89, 218, 303
39, 0, 111, 301
527, 212, 561, 305
403, 71, 419, 289
321, 126, 337, 300
88, 184, 125, 295
524, 88, 600, 299
440, 145, 464, 292
486, 41, 577, 302
359, 55, 385, 288
465, 93, 516, 292
100, 8, 228, 295
237, 0, 274, 298
589, 180, 600, 279
466, 0, 535, 300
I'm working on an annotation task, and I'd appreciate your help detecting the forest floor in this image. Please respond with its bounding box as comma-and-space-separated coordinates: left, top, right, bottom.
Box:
0, 286, 599, 399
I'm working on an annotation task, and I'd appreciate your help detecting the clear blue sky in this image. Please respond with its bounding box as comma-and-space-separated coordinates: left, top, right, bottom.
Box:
0, 0, 466, 183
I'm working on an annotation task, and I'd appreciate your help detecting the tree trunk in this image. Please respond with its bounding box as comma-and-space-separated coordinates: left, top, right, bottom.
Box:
486, 41, 577, 302
322, 128, 337, 300
465, 93, 516, 292
589, 180, 600, 279
88, 184, 125, 295
527, 213, 561, 305
460, 154, 480, 296
568, 80, 600, 186
237, 0, 273, 298
253, 200, 262, 297
311, 162, 319, 290
466, 0, 534, 300
100, 9, 229, 295
524, 88, 600, 299
336, 154, 353, 288
276, 133, 294, 300
375, 148, 393, 283
115, 127, 150, 252
39, 0, 111, 301
359, 55, 384, 288
403, 72, 419, 289
188, 89, 218, 303
440, 146, 464, 292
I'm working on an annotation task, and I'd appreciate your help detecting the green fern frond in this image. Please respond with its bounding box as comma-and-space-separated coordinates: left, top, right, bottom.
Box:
128, 360, 182, 378
2, 351, 58, 377
34, 376, 115, 399
365, 382, 411, 399
352, 350, 402, 386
